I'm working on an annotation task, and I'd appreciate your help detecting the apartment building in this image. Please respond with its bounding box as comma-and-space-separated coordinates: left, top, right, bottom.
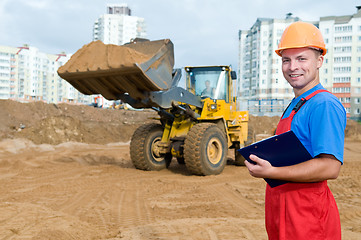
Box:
238, 14, 300, 116
93, 4, 147, 45
319, 6, 361, 119
0, 4, 147, 106
0, 44, 91, 104
239, 7, 361, 120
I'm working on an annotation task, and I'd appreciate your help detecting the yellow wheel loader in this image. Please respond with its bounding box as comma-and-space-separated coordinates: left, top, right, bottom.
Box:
58, 38, 248, 175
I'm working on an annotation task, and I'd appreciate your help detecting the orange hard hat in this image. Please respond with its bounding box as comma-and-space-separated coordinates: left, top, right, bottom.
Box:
275, 21, 327, 56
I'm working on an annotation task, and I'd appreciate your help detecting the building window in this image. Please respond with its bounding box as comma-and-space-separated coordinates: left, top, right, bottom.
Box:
335, 25, 352, 32
335, 46, 352, 52
334, 36, 352, 43
334, 77, 351, 83
334, 56, 351, 63
333, 87, 351, 93
355, 98, 360, 104
339, 97, 351, 103
333, 67, 351, 73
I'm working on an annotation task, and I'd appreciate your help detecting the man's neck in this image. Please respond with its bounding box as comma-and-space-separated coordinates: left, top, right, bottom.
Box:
293, 80, 320, 98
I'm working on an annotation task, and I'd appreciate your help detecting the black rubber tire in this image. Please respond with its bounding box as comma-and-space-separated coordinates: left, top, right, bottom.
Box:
130, 123, 171, 171
233, 142, 246, 166
176, 157, 185, 165
184, 123, 227, 175
234, 148, 246, 166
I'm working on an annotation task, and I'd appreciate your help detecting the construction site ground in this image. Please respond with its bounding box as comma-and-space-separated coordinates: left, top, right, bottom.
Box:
0, 99, 361, 239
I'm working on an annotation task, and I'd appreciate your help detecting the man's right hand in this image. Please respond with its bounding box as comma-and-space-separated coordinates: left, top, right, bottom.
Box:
244, 154, 274, 179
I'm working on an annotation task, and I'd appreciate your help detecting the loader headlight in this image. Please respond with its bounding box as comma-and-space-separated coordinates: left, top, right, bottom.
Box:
210, 104, 217, 110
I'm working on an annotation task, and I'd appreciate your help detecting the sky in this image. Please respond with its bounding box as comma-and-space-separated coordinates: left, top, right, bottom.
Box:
0, 0, 360, 70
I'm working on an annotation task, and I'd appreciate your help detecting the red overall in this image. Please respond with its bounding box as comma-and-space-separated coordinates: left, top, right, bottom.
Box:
266, 90, 341, 240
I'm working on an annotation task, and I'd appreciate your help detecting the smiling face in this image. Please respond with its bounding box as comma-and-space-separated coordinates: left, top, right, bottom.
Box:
281, 47, 324, 97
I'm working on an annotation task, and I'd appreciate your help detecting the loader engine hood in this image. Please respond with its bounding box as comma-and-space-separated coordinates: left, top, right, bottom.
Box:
57, 39, 175, 101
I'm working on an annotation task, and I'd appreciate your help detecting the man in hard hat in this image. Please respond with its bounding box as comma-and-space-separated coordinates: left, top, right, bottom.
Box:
245, 21, 346, 239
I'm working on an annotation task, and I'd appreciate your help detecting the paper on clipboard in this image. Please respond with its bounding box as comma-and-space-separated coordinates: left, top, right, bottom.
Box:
238, 130, 313, 187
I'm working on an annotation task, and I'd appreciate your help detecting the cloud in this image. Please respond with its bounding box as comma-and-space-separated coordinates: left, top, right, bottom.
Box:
0, 0, 11, 34
0, 0, 360, 69
20, 0, 49, 10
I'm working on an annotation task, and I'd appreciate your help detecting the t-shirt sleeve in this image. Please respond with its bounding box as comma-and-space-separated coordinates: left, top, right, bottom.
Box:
308, 97, 346, 163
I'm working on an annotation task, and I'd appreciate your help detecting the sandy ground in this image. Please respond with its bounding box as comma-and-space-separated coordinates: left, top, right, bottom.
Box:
0, 100, 360, 239
0, 138, 360, 240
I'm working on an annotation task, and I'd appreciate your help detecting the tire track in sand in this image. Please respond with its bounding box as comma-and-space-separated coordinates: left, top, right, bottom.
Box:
113, 186, 156, 229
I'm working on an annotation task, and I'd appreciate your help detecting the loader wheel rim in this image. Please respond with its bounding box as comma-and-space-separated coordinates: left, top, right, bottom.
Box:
207, 137, 222, 164
151, 137, 163, 162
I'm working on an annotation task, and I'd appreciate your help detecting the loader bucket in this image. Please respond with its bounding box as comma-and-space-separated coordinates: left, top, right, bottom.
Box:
57, 39, 174, 101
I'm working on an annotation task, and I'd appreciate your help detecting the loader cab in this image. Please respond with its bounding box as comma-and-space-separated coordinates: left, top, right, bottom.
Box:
185, 66, 235, 102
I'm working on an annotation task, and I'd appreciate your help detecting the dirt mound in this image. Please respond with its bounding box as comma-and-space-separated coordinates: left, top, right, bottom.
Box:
1, 99, 360, 144
57, 40, 152, 73
248, 115, 280, 142
345, 119, 361, 141
0, 99, 158, 145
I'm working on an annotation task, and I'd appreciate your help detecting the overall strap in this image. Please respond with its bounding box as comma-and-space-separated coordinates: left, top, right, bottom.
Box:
292, 89, 330, 113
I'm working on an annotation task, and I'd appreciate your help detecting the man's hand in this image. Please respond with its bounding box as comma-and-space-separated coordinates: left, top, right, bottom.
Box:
244, 153, 341, 182
244, 154, 274, 178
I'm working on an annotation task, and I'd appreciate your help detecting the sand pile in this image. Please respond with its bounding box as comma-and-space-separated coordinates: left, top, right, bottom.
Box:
57, 40, 152, 74
57, 39, 175, 101
0, 100, 158, 145
1, 99, 360, 145
0, 100, 360, 239
345, 119, 361, 141
248, 115, 280, 142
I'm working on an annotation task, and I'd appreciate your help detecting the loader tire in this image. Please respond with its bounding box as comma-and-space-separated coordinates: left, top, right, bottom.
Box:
130, 123, 171, 171
177, 157, 185, 165
184, 123, 227, 175
234, 148, 246, 166
234, 142, 246, 166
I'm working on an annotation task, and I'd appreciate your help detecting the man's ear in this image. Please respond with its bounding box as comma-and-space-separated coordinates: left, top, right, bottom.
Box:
317, 54, 324, 69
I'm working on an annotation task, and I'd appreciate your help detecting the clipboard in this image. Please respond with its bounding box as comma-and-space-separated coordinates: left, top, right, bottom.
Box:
238, 130, 313, 188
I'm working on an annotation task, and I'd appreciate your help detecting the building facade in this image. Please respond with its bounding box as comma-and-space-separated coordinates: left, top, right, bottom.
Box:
0, 44, 91, 104
239, 8, 361, 120
238, 15, 300, 116
319, 7, 361, 119
93, 4, 147, 45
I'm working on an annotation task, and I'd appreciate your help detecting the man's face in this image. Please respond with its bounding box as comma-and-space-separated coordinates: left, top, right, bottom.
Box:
205, 81, 210, 88
281, 47, 323, 93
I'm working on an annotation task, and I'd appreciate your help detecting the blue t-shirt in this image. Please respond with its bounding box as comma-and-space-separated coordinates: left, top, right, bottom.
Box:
281, 84, 347, 163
